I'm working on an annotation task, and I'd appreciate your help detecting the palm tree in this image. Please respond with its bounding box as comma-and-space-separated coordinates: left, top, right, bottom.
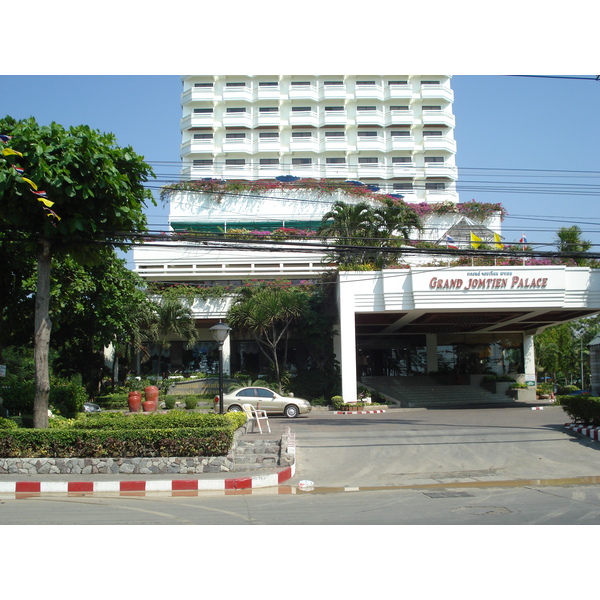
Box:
555, 225, 592, 265
147, 295, 199, 379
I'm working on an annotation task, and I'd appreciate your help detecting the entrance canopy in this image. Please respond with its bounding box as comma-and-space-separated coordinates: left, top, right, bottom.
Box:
336, 266, 600, 401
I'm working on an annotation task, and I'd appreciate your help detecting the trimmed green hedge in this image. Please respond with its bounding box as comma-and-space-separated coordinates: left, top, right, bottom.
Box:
0, 427, 234, 458
0, 411, 248, 458
558, 395, 600, 426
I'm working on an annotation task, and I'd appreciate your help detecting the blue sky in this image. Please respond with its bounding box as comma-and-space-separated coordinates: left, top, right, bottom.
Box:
2, 74, 598, 254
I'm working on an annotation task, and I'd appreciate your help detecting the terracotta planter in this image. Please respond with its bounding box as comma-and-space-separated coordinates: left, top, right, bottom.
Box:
128, 391, 142, 413
144, 385, 159, 402
142, 399, 158, 412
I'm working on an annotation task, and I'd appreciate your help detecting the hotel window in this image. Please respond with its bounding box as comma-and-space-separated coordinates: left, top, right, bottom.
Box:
226, 107, 246, 113
394, 182, 413, 190
357, 80, 376, 85
357, 131, 378, 137
226, 82, 246, 87
423, 130, 443, 137
324, 80, 343, 85
392, 157, 411, 163
193, 159, 213, 166
292, 106, 311, 112
194, 82, 213, 87
358, 157, 378, 164
226, 133, 246, 139
326, 157, 346, 163
388, 80, 408, 85
194, 108, 213, 113
424, 157, 444, 163
260, 158, 279, 165
292, 158, 312, 165
292, 81, 312, 85
426, 181, 446, 190
423, 105, 442, 111
390, 105, 409, 111
226, 159, 245, 165
259, 132, 279, 138
357, 106, 377, 111
325, 106, 344, 111
325, 131, 345, 137
259, 107, 279, 113
391, 130, 411, 137
259, 81, 278, 86
421, 80, 440, 85
193, 133, 213, 139
292, 131, 312, 138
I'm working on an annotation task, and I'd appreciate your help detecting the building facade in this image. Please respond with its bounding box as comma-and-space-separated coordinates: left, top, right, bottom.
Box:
130, 76, 600, 403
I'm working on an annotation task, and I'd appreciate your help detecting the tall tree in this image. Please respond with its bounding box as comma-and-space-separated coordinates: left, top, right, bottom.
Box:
0, 116, 154, 427
227, 284, 310, 391
555, 225, 592, 265
318, 199, 422, 268
146, 294, 199, 379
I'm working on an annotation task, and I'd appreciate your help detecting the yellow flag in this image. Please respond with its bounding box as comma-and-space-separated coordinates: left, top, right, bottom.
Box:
22, 177, 38, 190
37, 197, 55, 208
494, 232, 503, 249
470, 232, 482, 249
2, 148, 23, 157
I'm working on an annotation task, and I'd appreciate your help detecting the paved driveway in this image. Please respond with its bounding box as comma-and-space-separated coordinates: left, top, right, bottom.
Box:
269, 405, 600, 488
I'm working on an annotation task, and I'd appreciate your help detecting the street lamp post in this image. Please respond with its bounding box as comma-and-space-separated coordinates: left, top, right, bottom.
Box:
210, 322, 231, 414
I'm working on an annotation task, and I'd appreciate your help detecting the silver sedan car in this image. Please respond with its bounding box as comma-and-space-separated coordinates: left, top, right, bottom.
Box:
216, 387, 312, 418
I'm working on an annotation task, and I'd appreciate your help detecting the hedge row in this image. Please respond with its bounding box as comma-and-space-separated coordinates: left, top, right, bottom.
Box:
558, 395, 600, 427
94, 393, 210, 410
64, 411, 243, 430
0, 427, 235, 458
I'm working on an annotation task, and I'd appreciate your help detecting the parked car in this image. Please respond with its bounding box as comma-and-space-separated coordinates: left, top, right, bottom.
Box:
215, 386, 312, 418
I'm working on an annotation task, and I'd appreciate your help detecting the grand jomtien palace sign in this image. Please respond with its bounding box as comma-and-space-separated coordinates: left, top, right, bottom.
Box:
429, 271, 549, 291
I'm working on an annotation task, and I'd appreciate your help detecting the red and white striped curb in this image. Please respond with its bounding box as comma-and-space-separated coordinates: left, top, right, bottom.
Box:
564, 423, 600, 441
0, 464, 295, 497
334, 410, 386, 415
0, 432, 298, 497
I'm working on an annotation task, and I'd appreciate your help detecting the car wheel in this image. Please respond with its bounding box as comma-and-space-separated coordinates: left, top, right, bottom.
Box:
284, 404, 299, 418
228, 405, 243, 412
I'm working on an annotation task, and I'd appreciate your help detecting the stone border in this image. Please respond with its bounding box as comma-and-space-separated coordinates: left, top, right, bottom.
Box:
0, 422, 260, 476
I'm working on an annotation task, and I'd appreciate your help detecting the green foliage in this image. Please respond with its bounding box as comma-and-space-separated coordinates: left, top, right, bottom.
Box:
94, 393, 129, 410
68, 411, 234, 430
558, 395, 600, 426
0, 375, 35, 414
164, 396, 177, 410
483, 375, 516, 382
331, 396, 344, 409
0, 427, 234, 458
184, 397, 198, 410
289, 369, 341, 401
49, 379, 87, 417
0, 417, 18, 430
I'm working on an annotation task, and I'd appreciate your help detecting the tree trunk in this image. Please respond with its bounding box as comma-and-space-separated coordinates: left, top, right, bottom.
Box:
34, 239, 52, 428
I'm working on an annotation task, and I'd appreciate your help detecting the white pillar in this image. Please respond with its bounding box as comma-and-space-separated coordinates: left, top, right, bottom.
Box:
339, 288, 357, 403
426, 333, 438, 373
222, 335, 231, 376
523, 334, 536, 383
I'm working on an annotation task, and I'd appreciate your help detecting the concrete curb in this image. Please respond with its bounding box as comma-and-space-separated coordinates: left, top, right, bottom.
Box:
565, 423, 600, 442
334, 410, 386, 415
0, 428, 297, 497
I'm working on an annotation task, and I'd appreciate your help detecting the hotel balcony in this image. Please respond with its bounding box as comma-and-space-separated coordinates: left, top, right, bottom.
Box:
289, 110, 319, 127
387, 136, 416, 151
181, 139, 214, 155
222, 138, 253, 153
256, 139, 281, 152
422, 109, 456, 128
321, 111, 348, 126
424, 163, 458, 178
256, 85, 281, 100
322, 84, 347, 99
356, 136, 386, 152
289, 137, 320, 152
385, 84, 414, 100
288, 84, 319, 100
222, 87, 253, 102
355, 109, 386, 127
420, 84, 454, 102
354, 84, 384, 100
391, 164, 418, 178
422, 136, 457, 153
181, 87, 215, 104
387, 109, 415, 126
255, 113, 281, 127
181, 113, 215, 130
222, 113, 253, 128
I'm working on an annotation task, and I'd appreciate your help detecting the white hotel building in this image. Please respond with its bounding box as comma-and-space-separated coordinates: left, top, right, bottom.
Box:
132, 75, 600, 405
